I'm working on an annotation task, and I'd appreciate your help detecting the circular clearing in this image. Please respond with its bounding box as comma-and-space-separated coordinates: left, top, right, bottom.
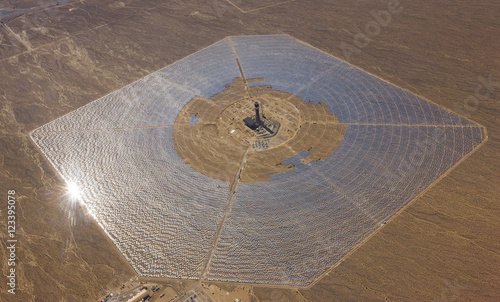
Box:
217, 90, 301, 150
173, 77, 346, 184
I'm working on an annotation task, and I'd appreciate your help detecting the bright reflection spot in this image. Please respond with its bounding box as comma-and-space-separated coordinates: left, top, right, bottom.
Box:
67, 182, 80, 199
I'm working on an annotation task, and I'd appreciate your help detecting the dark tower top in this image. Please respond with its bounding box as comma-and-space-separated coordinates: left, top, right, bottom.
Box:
255, 101, 261, 125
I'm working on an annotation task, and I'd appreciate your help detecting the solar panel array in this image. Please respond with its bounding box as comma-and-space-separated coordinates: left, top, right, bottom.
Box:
207, 125, 484, 285
232, 35, 472, 126
30, 35, 486, 286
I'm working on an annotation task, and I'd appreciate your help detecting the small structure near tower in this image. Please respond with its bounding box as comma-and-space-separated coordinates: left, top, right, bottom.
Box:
243, 102, 262, 130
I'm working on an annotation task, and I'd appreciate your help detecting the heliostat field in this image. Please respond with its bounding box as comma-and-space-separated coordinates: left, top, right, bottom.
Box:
30, 35, 486, 286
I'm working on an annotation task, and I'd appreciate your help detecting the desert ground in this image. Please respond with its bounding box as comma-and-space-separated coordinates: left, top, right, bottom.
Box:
0, 0, 499, 301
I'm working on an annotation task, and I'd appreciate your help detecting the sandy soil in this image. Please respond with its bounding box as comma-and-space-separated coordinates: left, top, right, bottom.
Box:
173, 77, 344, 184
0, 0, 498, 301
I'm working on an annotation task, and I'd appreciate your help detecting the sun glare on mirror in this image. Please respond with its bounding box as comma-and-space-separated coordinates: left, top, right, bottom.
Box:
67, 182, 80, 199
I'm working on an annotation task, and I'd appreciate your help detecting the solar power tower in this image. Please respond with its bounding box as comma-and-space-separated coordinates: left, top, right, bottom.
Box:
30, 35, 487, 286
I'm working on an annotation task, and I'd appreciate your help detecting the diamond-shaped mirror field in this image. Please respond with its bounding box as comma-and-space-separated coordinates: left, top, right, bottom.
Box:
30, 35, 486, 286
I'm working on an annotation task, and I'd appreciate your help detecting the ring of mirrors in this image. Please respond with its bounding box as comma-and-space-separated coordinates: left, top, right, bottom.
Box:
30, 35, 486, 286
